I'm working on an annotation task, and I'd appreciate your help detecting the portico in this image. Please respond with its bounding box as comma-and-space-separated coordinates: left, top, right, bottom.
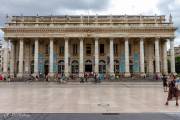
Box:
2, 15, 177, 79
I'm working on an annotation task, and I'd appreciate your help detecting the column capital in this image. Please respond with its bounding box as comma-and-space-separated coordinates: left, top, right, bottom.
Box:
124, 37, 129, 40
169, 37, 175, 41
19, 38, 24, 41
49, 38, 54, 41
34, 38, 39, 40
155, 37, 160, 40
95, 37, 99, 40
64, 37, 69, 40
109, 37, 114, 40
79, 37, 84, 40
140, 37, 145, 39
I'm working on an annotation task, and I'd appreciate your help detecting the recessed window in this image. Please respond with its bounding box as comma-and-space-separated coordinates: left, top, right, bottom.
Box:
86, 44, 91, 55
45, 44, 49, 55
100, 44, 104, 55
114, 44, 118, 56
59, 46, 64, 56
73, 44, 78, 56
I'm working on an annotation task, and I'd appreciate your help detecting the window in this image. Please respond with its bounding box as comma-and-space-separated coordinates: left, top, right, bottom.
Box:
45, 44, 49, 55
86, 44, 91, 55
114, 44, 118, 56
100, 44, 104, 55
32, 44, 35, 55
73, 44, 78, 56
59, 46, 64, 56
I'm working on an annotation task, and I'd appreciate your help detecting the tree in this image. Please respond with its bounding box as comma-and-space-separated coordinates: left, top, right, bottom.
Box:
175, 56, 180, 74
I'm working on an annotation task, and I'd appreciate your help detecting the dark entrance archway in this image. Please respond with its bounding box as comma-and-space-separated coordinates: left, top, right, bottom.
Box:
85, 60, 92, 72
58, 60, 64, 74
71, 60, 79, 74
99, 60, 106, 74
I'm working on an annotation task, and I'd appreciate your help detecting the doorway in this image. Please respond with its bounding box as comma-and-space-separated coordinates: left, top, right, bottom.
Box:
85, 60, 92, 72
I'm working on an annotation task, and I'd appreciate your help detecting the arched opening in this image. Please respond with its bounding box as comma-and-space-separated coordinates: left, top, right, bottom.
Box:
114, 60, 119, 74
99, 60, 106, 74
71, 60, 79, 74
85, 60, 92, 72
44, 60, 49, 75
58, 60, 64, 74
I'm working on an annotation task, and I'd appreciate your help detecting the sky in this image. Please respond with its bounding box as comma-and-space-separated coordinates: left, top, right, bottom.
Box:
0, 0, 179, 46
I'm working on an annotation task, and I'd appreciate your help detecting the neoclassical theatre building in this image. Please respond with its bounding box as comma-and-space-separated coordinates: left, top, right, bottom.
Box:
1, 15, 176, 78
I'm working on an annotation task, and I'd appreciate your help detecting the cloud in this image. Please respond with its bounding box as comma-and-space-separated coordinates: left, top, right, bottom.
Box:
157, 0, 180, 46
0, 0, 110, 16
0, 0, 110, 38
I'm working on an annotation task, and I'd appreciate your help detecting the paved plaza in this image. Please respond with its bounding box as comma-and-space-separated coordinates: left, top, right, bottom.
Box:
0, 82, 179, 113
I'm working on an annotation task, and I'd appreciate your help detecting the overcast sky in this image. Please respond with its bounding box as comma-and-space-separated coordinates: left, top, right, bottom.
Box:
0, 0, 179, 46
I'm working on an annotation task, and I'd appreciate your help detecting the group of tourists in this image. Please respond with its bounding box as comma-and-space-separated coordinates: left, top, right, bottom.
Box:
79, 72, 100, 83
162, 74, 180, 106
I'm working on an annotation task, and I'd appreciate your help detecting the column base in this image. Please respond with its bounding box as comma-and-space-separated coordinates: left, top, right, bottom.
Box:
162, 72, 168, 75
2, 72, 8, 78
171, 72, 177, 75
155, 72, 161, 76
64, 72, 69, 77
109, 72, 115, 77
124, 72, 131, 77
33, 73, 39, 77
10, 73, 15, 78
17, 73, 23, 78
140, 72, 146, 77
79, 72, 84, 77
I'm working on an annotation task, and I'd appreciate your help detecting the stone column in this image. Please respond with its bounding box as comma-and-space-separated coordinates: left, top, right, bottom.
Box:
24, 42, 30, 74
17, 38, 24, 77
140, 38, 145, 76
94, 38, 99, 74
49, 38, 54, 77
124, 38, 130, 77
10, 41, 15, 77
3, 41, 9, 76
64, 38, 69, 77
170, 38, 176, 74
79, 38, 84, 77
34, 38, 39, 76
155, 38, 160, 74
109, 38, 114, 76
163, 40, 168, 75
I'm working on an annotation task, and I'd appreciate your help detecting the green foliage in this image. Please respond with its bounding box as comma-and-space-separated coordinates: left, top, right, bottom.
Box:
176, 56, 180, 73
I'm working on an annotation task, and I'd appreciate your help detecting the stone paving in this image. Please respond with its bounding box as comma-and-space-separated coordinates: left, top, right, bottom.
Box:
0, 82, 179, 113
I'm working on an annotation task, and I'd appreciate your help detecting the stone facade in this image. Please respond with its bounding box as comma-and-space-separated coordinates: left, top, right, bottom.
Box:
1, 15, 177, 78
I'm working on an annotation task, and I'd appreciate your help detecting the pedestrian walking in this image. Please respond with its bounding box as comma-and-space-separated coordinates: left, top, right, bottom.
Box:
45, 74, 49, 82
162, 74, 168, 92
165, 74, 180, 106
84, 73, 88, 82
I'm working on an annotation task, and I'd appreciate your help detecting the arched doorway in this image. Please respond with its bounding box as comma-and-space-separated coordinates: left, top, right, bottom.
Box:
114, 60, 119, 74
99, 60, 106, 74
44, 60, 49, 75
58, 60, 64, 74
31, 60, 34, 74
85, 60, 92, 72
71, 60, 79, 74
